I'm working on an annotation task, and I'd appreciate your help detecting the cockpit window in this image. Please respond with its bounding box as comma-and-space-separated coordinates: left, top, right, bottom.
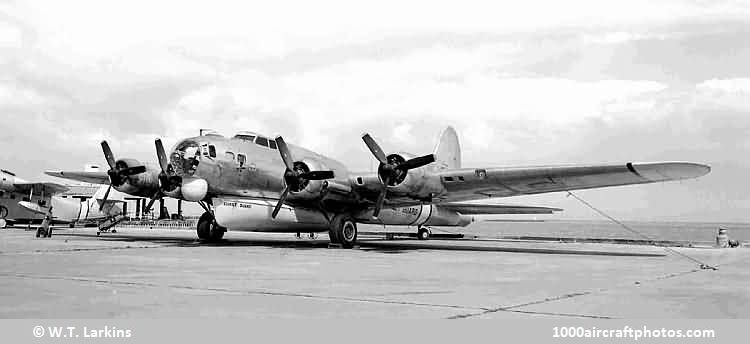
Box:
269, 140, 277, 149
255, 137, 269, 147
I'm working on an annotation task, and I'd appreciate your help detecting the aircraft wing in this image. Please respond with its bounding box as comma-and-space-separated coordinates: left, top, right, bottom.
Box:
439, 203, 562, 215
433, 162, 710, 203
12, 182, 69, 195
45, 171, 110, 185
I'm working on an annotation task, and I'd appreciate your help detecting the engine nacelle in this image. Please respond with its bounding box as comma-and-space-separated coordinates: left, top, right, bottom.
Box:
112, 159, 161, 198
381, 153, 442, 200
288, 158, 329, 201
354, 204, 472, 227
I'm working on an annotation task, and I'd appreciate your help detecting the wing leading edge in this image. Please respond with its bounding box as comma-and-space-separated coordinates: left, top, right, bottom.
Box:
434, 162, 710, 203
44, 171, 110, 185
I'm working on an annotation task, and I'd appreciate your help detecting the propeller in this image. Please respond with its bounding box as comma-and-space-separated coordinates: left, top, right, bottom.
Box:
99, 141, 146, 211
143, 139, 183, 214
361, 134, 435, 218
271, 136, 335, 219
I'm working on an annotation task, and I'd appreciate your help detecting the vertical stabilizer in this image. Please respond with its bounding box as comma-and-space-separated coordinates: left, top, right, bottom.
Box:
433, 126, 461, 171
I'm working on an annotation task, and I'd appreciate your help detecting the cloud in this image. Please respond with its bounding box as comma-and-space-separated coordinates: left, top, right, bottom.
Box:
1, 0, 749, 221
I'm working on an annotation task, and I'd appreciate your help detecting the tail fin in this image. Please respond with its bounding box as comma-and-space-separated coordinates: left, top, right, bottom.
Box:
433, 126, 461, 171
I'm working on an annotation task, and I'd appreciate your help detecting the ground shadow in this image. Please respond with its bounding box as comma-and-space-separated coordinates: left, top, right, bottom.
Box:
53, 231, 665, 257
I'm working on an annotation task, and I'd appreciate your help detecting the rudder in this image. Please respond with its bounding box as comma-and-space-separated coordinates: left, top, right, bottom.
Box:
433, 126, 461, 171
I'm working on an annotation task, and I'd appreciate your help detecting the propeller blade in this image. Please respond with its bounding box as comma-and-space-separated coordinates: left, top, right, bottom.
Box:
299, 170, 335, 180
362, 134, 388, 164
271, 187, 290, 219
99, 184, 112, 212
274, 136, 296, 171
155, 139, 169, 172
399, 154, 436, 170
101, 141, 116, 169
121, 165, 147, 176
372, 176, 390, 218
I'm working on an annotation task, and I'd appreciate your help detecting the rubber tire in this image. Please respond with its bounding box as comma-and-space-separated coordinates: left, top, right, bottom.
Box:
196, 212, 213, 240
197, 212, 225, 241
417, 227, 431, 240
209, 225, 225, 240
330, 215, 357, 248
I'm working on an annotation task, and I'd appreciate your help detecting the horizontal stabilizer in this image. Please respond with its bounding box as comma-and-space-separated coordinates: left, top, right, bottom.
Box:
13, 182, 69, 195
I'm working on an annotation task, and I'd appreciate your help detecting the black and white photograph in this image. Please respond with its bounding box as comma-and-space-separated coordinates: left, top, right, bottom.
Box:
0, 0, 748, 342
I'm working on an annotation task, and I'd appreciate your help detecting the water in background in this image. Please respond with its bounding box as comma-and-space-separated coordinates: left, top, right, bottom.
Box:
364, 220, 750, 244
455, 220, 750, 244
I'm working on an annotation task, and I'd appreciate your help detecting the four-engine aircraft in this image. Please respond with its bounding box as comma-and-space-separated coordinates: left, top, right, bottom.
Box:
46, 126, 710, 248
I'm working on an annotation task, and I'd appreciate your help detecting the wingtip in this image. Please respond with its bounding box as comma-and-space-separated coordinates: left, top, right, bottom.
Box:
631, 162, 712, 181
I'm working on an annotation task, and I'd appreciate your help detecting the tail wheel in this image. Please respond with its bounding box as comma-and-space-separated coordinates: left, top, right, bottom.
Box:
418, 227, 431, 240
330, 215, 357, 248
197, 212, 225, 241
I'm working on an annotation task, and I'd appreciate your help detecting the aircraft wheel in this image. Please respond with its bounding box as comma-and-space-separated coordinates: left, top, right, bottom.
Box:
111, 229, 117, 233
209, 225, 225, 240
330, 215, 357, 248
196, 212, 212, 240
417, 227, 431, 240
97, 232, 101, 236
35, 230, 41, 238
197, 212, 225, 241
0, 219, 6, 229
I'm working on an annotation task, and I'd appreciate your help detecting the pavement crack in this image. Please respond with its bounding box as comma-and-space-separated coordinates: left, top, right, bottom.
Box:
0, 245, 165, 255
447, 265, 723, 320
2, 273, 486, 312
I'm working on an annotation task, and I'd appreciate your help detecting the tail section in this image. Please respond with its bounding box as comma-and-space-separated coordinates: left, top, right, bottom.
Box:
433, 126, 461, 171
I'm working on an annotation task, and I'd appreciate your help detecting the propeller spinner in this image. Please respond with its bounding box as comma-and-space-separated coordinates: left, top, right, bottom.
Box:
361, 134, 435, 218
143, 139, 184, 214
271, 136, 335, 219
99, 141, 147, 211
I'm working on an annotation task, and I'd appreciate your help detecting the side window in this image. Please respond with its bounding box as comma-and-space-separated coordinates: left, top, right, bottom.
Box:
225, 152, 235, 161
237, 154, 246, 168
255, 137, 269, 147
200, 144, 209, 157
269, 140, 277, 149
208, 145, 217, 158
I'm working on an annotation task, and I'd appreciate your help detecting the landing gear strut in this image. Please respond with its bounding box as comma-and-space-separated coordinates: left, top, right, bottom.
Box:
197, 211, 225, 241
329, 214, 357, 248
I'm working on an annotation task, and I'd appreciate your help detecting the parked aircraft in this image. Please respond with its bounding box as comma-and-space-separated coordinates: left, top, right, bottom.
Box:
0, 169, 123, 230
46, 126, 710, 247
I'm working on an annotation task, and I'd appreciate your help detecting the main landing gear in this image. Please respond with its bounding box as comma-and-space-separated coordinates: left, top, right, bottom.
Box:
197, 211, 226, 241
328, 214, 358, 249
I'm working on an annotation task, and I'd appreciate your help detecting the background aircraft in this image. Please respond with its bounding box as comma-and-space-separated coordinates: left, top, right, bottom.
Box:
0, 169, 123, 229
47, 126, 710, 247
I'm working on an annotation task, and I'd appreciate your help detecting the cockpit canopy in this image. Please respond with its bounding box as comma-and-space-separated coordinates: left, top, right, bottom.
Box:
233, 132, 277, 150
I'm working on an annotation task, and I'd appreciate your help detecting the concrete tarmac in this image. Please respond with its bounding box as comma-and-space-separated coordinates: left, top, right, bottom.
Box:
0, 227, 748, 319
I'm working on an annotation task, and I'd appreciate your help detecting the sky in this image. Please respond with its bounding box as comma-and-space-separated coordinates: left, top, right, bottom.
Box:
1, 0, 749, 222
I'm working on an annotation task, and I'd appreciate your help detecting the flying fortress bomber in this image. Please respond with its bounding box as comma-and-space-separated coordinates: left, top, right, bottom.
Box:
46, 127, 711, 248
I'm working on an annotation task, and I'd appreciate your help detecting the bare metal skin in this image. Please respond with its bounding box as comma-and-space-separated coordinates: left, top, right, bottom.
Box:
45, 127, 710, 247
